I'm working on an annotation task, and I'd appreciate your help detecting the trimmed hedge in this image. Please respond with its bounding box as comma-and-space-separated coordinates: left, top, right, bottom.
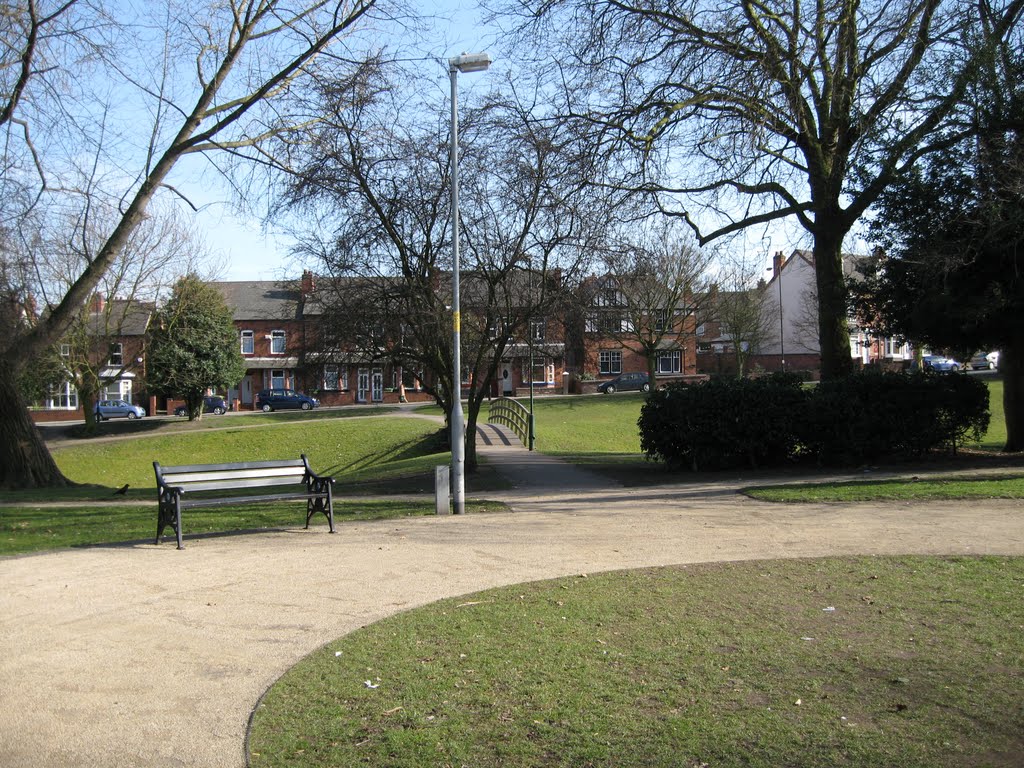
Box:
639, 371, 989, 470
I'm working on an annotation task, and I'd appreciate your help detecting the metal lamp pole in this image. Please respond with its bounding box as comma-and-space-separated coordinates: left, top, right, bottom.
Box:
449, 52, 490, 515
528, 261, 536, 451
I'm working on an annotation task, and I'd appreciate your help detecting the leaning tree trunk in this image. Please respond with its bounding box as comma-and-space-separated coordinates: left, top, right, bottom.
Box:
0, 363, 73, 489
1001, 337, 1024, 452
813, 225, 855, 380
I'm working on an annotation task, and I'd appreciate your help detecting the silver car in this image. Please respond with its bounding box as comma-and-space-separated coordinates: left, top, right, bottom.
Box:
94, 399, 145, 420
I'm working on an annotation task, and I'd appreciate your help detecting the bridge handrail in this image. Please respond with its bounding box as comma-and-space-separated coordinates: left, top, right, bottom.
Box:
487, 397, 531, 446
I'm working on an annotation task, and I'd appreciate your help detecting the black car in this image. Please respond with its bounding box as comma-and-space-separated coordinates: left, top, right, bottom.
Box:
256, 388, 319, 412
597, 372, 650, 394
174, 396, 228, 417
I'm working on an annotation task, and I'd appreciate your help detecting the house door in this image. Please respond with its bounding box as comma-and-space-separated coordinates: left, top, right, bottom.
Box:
501, 362, 514, 395
241, 377, 253, 405
357, 369, 370, 402
371, 369, 384, 402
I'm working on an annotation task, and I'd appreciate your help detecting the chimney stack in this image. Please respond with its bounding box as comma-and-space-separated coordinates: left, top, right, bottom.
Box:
300, 270, 316, 295
90, 293, 105, 313
773, 251, 784, 279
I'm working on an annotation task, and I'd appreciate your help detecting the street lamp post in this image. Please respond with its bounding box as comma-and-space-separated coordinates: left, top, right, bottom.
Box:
449, 52, 490, 516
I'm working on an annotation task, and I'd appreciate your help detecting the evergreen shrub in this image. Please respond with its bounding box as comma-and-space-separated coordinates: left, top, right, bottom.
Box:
639, 371, 989, 470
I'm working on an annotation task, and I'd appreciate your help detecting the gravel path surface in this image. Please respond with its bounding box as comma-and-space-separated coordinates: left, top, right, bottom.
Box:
1, 442, 1022, 767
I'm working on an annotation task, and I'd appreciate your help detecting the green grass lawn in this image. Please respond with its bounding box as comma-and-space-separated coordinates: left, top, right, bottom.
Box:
0, 498, 506, 556
746, 474, 1024, 503
249, 555, 1024, 768
49, 415, 447, 490
0, 411, 511, 555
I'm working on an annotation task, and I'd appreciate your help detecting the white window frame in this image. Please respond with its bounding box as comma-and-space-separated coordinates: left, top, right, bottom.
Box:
271, 369, 285, 389
271, 330, 286, 355
108, 342, 123, 367
241, 330, 254, 355
530, 318, 546, 342
599, 350, 622, 375
656, 350, 682, 374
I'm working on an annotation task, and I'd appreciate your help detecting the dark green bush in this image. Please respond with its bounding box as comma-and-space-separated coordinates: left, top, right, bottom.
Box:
639, 371, 989, 470
801, 371, 990, 464
639, 374, 807, 470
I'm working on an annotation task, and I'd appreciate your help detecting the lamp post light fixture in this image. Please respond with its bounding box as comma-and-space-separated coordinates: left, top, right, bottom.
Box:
449, 51, 491, 515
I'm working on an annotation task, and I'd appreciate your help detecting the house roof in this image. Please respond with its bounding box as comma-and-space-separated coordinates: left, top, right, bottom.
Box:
84, 300, 154, 337
213, 281, 302, 322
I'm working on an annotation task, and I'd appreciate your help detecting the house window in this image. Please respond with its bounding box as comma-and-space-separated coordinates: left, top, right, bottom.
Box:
241, 330, 254, 355
271, 330, 286, 355
599, 350, 622, 375
323, 364, 340, 390
884, 338, 905, 357
108, 343, 123, 366
60, 344, 71, 357
655, 309, 670, 332
271, 369, 285, 389
657, 350, 682, 374
531, 319, 546, 342
696, 323, 706, 337
524, 360, 555, 384
46, 381, 78, 409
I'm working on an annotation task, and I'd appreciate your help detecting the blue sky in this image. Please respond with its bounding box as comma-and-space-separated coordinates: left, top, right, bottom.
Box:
202, 0, 497, 281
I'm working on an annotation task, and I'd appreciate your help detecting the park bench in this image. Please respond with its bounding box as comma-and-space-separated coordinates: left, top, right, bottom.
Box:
153, 455, 335, 549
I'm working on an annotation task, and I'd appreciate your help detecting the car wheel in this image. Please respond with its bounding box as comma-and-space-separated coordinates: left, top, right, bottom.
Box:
605, 385, 616, 394
641, 383, 651, 392
301, 401, 312, 410
261, 404, 273, 412
127, 412, 138, 419
213, 407, 224, 415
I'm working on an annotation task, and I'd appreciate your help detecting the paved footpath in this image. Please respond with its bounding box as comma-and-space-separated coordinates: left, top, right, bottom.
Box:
1, 427, 1023, 767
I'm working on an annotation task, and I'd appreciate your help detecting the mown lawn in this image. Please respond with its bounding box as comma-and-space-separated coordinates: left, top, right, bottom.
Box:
250, 555, 1024, 768
49, 415, 447, 490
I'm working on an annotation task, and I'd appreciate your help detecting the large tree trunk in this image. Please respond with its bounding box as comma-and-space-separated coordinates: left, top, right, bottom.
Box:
0, 363, 72, 489
813, 226, 855, 380
1002, 338, 1024, 452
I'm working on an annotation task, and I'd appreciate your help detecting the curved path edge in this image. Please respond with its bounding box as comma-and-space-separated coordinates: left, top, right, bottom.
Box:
1, 480, 1023, 766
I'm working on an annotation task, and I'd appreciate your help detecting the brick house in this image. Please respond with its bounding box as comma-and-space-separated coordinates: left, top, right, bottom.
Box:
31, 295, 154, 422
571, 273, 698, 388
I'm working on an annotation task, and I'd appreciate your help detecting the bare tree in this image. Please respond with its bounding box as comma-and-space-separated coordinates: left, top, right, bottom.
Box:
46, 205, 205, 429
709, 258, 777, 377
503, 0, 1024, 379
0, 0, 389, 488
588, 223, 711, 387
281, 65, 608, 471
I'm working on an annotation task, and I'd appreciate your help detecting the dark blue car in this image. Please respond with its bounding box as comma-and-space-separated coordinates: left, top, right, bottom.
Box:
597, 372, 650, 394
256, 389, 319, 412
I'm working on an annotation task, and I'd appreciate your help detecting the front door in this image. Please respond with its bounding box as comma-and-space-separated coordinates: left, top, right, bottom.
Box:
501, 362, 514, 395
357, 368, 370, 403
371, 369, 384, 402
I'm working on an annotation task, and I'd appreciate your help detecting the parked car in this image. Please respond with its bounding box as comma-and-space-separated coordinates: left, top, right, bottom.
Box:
922, 354, 961, 372
94, 399, 145, 420
174, 396, 228, 417
597, 372, 650, 394
256, 388, 319, 412
969, 350, 999, 370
